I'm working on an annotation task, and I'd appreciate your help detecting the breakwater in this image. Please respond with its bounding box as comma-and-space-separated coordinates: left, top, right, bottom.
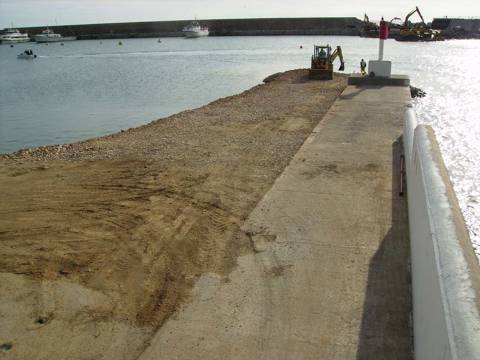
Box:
0, 70, 352, 360
137, 76, 413, 359
432, 18, 480, 39
18, 17, 363, 39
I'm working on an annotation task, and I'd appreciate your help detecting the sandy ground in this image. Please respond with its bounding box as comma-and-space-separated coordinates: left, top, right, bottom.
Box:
0, 70, 347, 359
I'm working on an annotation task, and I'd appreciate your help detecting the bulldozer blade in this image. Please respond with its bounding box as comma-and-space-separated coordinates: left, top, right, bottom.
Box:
338, 62, 345, 71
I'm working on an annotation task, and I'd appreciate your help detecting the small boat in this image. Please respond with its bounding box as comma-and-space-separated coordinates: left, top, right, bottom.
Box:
33, 28, 76, 43
0, 28, 30, 44
183, 20, 209, 38
17, 49, 37, 59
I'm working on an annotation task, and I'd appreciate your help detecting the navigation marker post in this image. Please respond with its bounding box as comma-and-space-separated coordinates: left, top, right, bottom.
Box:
368, 17, 392, 78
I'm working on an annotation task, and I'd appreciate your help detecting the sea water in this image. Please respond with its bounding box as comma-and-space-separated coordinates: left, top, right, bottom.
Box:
0, 36, 479, 256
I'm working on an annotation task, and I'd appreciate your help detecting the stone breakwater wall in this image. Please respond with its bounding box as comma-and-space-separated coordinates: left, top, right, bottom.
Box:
18, 17, 363, 39
432, 18, 480, 39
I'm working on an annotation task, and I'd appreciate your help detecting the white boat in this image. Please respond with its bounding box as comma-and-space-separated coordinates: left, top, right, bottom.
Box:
0, 28, 30, 44
182, 20, 209, 38
34, 28, 76, 43
17, 49, 37, 59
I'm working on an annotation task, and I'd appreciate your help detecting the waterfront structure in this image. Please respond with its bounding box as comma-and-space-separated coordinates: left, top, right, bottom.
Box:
18, 17, 362, 40
1, 67, 479, 358
432, 17, 480, 38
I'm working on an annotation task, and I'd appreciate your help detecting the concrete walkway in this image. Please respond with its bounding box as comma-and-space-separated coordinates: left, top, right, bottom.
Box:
139, 85, 412, 359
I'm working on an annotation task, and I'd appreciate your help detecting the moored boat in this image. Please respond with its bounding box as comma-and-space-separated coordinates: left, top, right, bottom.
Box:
183, 20, 209, 38
0, 28, 30, 44
34, 28, 76, 43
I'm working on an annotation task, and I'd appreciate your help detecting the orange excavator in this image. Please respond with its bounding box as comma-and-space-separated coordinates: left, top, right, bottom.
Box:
309, 45, 345, 80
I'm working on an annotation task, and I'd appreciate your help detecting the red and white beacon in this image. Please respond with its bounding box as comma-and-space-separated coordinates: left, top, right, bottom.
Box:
368, 17, 392, 77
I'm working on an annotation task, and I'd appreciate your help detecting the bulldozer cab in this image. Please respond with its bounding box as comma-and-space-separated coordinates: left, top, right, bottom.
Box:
312, 46, 331, 70
314, 45, 331, 59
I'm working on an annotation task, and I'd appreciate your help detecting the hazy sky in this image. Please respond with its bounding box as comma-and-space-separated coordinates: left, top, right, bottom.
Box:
1, 0, 479, 28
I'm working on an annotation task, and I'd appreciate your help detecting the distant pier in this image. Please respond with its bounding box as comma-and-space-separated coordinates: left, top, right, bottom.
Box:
8, 16, 480, 40
17, 17, 363, 39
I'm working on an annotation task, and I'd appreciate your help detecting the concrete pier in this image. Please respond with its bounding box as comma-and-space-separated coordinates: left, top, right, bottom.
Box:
138, 84, 412, 359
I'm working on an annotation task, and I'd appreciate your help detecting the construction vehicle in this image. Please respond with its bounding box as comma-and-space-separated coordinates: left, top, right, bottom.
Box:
361, 14, 379, 38
397, 6, 441, 41
389, 17, 403, 38
361, 15, 403, 39
309, 45, 345, 80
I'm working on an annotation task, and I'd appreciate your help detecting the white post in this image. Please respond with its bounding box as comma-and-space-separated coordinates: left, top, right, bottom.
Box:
379, 38, 384, 60
367, 17, 392, 78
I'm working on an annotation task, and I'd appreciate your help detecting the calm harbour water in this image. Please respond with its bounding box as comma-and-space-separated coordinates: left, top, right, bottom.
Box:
0, 36, 479, 256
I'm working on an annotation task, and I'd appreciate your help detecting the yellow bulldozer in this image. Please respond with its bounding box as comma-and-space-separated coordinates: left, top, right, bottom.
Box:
309, 45, 345, 80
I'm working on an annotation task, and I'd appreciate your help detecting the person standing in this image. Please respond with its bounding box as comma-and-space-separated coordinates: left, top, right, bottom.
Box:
360, 59, 367, 75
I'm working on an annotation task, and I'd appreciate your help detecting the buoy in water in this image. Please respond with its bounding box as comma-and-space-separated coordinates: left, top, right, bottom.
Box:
118, 41, 122, 45
60, 43, 64, 46
10, 44, 13, 48
300, 45, 303, 49
158, 39, 162, 43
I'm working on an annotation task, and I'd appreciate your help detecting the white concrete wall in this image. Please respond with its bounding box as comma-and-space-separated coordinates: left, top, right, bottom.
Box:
403, 108, 480, 360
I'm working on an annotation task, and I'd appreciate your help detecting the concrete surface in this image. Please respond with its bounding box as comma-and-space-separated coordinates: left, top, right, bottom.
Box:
348, 74, 410, 86
404, 109, 480, 360
138, 85, 412, 359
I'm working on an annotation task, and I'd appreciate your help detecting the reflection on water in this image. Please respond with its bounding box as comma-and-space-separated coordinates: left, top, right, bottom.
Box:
411, 42, 480, 260
0, 36, 479, 257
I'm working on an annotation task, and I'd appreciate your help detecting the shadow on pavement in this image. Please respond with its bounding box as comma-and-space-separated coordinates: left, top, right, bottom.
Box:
356, 136, 413, 359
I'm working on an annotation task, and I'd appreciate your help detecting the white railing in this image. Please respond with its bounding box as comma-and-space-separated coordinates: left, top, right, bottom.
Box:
403, 108, 480, 360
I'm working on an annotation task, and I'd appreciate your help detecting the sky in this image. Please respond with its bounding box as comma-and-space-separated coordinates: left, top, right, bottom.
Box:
0, 0, 479, 28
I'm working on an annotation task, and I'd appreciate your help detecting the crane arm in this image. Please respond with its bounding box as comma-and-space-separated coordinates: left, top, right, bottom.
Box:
390, 17, 401, 25
330, 46, 345, 71
404, 9, 418, 26
416, 6, 426, 25
404, 6, 426, 27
